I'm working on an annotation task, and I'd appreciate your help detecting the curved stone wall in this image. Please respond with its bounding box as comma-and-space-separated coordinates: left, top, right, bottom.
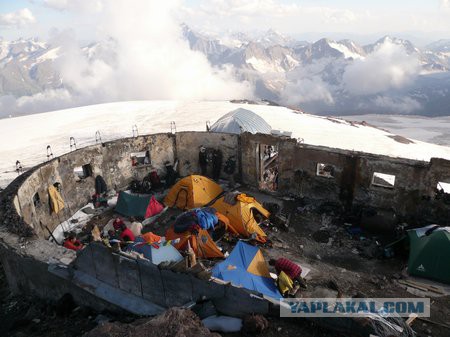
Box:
1, 130, 450, 315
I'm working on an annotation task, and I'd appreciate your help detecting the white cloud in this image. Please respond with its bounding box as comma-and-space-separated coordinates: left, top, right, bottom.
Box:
280, 61, 335, 105
0, 8, 36, 27
43, 0, 103, 12
372, 96, 422, 114
185, 0, 360, 34
342, 41, 420, 95
199, 0, 357, 22
441, 0, 450, 9
0, 89, 74, 117
1, 0, 252, 115
281, 76, 334, 105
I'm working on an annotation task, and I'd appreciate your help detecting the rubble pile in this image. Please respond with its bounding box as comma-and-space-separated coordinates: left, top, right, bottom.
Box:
83, 308, 220, 337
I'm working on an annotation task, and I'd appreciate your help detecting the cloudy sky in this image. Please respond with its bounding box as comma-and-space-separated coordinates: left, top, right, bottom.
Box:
1, 0, 450, 44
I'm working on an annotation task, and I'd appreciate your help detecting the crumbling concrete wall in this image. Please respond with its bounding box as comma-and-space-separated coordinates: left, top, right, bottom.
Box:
175, 132, 239, 178
7, 130, 450, 238
11, 134, 176, 239
72, 243, 269, 316
241, 133, 450, 227
0, 229, 117, 312
3, 130, 450, 319
240, 133, 282, 187
0, 234, 269, 317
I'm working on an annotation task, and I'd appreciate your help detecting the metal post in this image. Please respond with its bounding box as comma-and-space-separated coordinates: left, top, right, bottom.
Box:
132, 124, 138, 137
95, 130, 102, 144
170, 121, 177, 134
70, 137, 77, 151
15, 160, 23, 175
46, 145, 53, 161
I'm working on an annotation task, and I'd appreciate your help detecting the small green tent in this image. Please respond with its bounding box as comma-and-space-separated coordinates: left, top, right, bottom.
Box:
407, 226, 450, 284
115, 191, 151, 218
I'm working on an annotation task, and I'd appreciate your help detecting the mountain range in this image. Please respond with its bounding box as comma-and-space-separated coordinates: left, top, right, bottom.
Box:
1, 28, 450, 116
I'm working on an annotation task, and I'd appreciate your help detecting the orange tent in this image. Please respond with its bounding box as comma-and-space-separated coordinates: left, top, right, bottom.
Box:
212, 193, 269, 242
216, 212, 239, 235
166, 227, 224, 259
164, 175, 223, 210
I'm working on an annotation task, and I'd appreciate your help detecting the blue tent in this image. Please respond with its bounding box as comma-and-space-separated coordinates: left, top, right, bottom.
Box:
212, 241, 281, 299
128, 237, 183, 265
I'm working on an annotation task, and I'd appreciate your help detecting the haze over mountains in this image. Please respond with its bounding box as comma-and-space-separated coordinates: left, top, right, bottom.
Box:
1, 26, 450, 117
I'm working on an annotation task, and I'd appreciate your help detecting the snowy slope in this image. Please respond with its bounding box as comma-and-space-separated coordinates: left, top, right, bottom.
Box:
2, 100, 450, 188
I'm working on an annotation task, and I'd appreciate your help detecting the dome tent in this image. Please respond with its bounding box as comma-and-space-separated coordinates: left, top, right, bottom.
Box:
210, 108, 272, 135
164, 175, 223, 210
407, 225, 450, 284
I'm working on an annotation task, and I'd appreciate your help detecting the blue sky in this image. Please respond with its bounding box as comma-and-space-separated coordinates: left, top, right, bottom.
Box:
1, 1, 449, 43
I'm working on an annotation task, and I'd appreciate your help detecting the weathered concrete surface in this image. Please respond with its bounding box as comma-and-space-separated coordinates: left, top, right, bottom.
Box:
73, 243, 270, 317
2, 130, 450, 320
7, 134, 175, 239
6, 131, 450, 240
241, 132, 450, 226
0, 229, 119, 313
176, 132, 239, 178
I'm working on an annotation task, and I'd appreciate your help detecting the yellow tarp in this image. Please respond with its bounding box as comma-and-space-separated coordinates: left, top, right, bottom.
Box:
212, 193, 269, 242
48, 185, 64, 214
278, 271, 294, 295
164, 175, 223, 210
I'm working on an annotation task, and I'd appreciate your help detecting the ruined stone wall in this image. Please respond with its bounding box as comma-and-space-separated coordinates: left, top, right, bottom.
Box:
2, 130, 450, 317
241, 133, 450, 226
175, 132, 239, 178
12, 134, 175, 239
7, 131, 450, 238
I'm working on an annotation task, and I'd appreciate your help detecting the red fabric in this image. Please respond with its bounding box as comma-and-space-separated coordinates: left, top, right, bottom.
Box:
63, 239, 83, 251
145, 196, 164, 218
120, 228, 135, 242
142, 231, 162, 244
113, 218, 124, 230
275, 258, 302, 280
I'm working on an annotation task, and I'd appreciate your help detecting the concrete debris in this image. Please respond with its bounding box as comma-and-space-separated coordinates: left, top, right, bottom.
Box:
83, 308, 221, 337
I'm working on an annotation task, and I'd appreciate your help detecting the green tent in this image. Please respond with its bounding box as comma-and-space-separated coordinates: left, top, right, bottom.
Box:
115, 191, 151, 218
408, 227, 450, 284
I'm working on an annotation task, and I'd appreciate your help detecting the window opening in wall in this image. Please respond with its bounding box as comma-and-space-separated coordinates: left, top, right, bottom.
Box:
131, 150, 150, 166
33, 192, 41, 207
53, 182, 62, 192
74, 164, 93, 180
316, 163, 335, 178
371, 172, 395, 189
437, 181, 450, 194
258, 143, 279, 192
436, 181, 450, 202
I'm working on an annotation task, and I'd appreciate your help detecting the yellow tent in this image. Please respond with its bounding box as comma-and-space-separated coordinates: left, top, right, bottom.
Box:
212, 193, 269, 242
164, 175, 223, 210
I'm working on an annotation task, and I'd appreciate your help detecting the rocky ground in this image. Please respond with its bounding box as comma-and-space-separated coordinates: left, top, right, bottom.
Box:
1, 192, 450, 336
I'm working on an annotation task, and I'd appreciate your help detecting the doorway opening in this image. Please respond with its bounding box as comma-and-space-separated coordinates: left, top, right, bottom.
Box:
257, 143, 279, 192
